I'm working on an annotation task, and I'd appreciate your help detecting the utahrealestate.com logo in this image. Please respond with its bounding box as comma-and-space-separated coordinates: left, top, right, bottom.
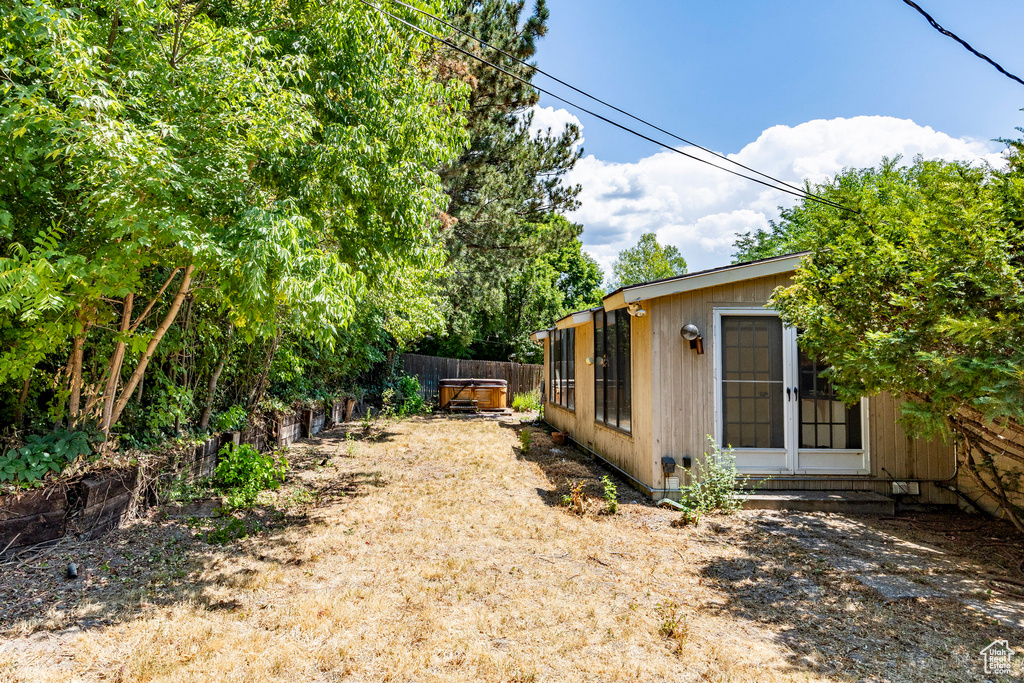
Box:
981, 640, 1015, 675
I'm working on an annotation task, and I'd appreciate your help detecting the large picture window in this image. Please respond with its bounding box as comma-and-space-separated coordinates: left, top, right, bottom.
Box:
594, 309, 631, 433
549, 328, 575, 410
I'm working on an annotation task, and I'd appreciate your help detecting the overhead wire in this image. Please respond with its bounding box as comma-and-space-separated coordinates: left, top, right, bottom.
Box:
357, 0, 857, 214
900, 0, 1024, 87
385, 0, 842, 208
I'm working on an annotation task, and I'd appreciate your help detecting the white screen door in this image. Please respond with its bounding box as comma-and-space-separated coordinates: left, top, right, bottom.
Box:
713, 308, 869, 475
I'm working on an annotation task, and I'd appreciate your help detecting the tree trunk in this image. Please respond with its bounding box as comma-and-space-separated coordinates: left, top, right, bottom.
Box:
100, 293, 134, 431
14, 377, 30, 428
104, 265, 194, 433
247, 329, 281, 411
199, 327, 233, 431
946, 413, 1024, 536
67, 332, 86, 425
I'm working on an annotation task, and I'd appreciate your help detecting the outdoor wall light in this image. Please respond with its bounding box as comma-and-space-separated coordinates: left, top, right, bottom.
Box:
680, 324, 704, 355
627, 302, 647, 318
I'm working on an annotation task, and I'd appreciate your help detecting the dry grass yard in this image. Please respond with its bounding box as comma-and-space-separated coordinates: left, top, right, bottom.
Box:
2, 415, 1023, 682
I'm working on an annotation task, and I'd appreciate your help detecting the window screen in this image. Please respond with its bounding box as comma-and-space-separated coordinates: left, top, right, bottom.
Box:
594, 309, 631, 432
549, 328, 575, 410
720, 316, 785, 449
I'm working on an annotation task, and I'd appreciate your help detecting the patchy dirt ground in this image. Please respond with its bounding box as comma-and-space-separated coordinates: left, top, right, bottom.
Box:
2, 415, 1024, 682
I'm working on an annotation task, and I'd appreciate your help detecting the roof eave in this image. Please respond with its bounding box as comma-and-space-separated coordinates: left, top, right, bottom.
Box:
604, 252, 807, 311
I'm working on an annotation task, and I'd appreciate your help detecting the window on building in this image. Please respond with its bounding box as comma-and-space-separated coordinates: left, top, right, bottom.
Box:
549, 328, 575, 410
594, 309, 631, 432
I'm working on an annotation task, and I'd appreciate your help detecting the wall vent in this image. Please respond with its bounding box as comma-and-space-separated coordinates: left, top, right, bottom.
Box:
891, 481, 920, 496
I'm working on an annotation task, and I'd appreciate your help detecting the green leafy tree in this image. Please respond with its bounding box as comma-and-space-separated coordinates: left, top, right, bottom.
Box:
430, 0, 583, 358
416, 214, 602, 362
544, 217, 605, 313
0, 0, 467, 434
766, 154, 1024, 530
610, 233, 687, 289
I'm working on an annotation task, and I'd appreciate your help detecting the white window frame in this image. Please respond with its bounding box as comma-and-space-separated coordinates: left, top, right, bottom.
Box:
712, 307, 870, 476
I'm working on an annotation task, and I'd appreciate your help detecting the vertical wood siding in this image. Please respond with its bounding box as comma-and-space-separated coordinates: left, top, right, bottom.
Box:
645, 273, 955, 504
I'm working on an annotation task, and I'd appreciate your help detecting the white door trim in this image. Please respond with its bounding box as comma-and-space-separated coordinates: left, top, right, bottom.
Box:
713, 307, 790, 475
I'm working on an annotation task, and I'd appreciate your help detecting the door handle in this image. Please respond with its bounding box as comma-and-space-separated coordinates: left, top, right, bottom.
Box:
786, 387, 791, 401
794, 387, 800, 401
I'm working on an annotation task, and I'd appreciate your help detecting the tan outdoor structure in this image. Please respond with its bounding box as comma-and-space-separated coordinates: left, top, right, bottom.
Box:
439, 378, 508, 411
532, 253, 958, 505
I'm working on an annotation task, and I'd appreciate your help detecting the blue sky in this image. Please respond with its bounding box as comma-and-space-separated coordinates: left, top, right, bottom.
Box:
526, 0, 1024, 273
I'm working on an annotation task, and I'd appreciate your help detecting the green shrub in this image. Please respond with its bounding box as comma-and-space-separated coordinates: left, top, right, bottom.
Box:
215, 443, 288, 509
601, 475, 618, 515
519, 429, 532, 451
679, 438, 751, 515
0, 429, 94, 487
511, 390, 541, 412
396, 374, 426, 416
211, 405, 249, 433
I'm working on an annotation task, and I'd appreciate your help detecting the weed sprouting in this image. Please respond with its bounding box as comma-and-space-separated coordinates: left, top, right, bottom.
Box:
600, 475, 618, 515
519, 429, 533, 452
215, 443, 288, 511
561, 480, 587, 515
656, 600, 689, 652
671, 438, 756, 525
511, 390, 541, 412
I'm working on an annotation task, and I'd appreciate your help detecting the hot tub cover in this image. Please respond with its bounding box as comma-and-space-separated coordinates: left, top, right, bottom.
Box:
438, 378, 507, 387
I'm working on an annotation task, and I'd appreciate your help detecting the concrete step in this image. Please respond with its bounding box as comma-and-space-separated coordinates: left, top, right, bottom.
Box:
740, 490, 895, 515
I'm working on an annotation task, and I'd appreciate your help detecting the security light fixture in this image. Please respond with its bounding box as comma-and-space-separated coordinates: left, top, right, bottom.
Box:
661, 456, 677, 474
680, 324, 704, 355
627, 302, 647, 317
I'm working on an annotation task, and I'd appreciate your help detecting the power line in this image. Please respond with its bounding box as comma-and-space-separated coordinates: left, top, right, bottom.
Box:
359, 0, 856, 214
900, 0, 1024, 87
385, 0, 845, 210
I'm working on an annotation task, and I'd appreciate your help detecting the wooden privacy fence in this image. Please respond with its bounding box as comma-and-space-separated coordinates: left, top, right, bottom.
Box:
400, 353, 544, 402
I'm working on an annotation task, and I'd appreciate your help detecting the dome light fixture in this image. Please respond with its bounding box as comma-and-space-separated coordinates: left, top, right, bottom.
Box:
680, 324, 704, 355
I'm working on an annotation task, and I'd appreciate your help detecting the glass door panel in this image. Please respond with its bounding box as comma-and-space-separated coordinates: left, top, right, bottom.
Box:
795, 346, 868, 473
719, 316, 788, 470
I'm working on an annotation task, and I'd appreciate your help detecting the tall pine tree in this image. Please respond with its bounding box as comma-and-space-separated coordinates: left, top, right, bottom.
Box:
423, 0, 589, 361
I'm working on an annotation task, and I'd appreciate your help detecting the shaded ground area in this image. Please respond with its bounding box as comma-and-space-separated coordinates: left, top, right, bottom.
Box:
2, 415, 1023, 681
755, 512, 1024, 625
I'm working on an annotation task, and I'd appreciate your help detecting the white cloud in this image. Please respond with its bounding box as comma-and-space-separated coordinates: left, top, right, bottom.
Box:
526, 105, 584, 147
569, 115, 1005, 275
